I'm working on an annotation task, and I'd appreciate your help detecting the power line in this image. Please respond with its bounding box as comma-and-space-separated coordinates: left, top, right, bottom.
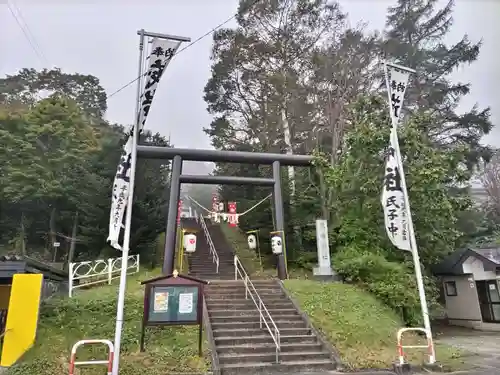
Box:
7, 0, 48, 66
107, 0, 262, 100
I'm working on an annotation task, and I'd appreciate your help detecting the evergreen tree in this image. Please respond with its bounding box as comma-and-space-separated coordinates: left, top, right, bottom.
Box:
384, 0, 493, 166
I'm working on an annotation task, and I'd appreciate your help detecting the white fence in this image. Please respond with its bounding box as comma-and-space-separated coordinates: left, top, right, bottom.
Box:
68, 255, 140, 297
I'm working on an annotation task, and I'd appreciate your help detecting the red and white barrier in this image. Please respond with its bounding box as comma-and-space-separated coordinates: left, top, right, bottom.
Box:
396, 327, 435, 365
69, 339, 114, 375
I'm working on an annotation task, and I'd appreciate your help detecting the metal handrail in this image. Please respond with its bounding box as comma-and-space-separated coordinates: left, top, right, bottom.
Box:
200, 214, 220, 273
234, 255, 280, 363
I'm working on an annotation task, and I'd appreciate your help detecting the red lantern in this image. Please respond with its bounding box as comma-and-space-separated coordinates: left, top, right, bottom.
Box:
228, 202, 237, 227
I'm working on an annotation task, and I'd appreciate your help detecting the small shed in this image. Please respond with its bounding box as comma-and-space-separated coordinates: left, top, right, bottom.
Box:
433, 246, 500, 330
0, 255, 68, 336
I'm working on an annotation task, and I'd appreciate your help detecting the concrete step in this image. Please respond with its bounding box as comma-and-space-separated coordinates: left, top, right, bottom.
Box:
214, 334, 317, 346
191, 275, 234, 280
206, 289, 284, 296
209, 314, 303, 323
207, 297, 292, 305
212, 327, 311, 338
218, 350, 331, 365
211, 320, 307, 330
191, 274, 234, 279
206, 282, 279, 287
190, 266, 234, 271
206, 285, 282, 292
206, 293, 286, 300
190, 267, 234, 272
209, 308, 299, 318
190, 268, 234, 272
216, 342, 324, 355
207, 301, 294, 310
219, 359, 335, 375
205, 293, 286, 301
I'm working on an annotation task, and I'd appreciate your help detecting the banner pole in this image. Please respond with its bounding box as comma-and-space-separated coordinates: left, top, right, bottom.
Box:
383, 62, 435, 363
112, 29, 146, 375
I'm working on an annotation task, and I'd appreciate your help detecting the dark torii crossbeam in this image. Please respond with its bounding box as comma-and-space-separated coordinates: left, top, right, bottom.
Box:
137, 145, 313, 280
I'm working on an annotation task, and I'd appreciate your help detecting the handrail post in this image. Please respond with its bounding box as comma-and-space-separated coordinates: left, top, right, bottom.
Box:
107, 258, 113, 285
244, 275, 248, 299
68, 262, 74, 298
276, 329, 280, 363
234, 256, 238, 280
259, 300, 263, 329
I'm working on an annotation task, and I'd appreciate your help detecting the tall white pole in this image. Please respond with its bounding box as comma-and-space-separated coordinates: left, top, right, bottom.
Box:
112, 29, 146, 375
383, 62, 435, 363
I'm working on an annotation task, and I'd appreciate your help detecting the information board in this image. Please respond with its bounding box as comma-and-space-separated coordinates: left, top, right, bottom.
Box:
148, 285, 199, 323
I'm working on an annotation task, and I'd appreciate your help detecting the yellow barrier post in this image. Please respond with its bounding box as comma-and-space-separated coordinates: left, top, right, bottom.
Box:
179, 229, 185, 272
1, 273, 43, 367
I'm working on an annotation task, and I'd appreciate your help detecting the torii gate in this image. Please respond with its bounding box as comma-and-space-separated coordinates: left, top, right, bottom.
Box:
137, 145, 313, 280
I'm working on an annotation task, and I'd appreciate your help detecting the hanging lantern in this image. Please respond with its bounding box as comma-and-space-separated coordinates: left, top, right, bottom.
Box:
271, 234, 283, 255
184, 234, 197, 253
247, 234, 257, 250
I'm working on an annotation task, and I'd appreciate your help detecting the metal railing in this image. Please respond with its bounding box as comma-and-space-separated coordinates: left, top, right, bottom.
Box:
234, 255, 280, 363
68, 254, 140, 297
200, 214, 219, 273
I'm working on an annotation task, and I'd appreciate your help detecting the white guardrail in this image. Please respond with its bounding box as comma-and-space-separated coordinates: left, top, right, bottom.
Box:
199, 214, 219, 273
234, 255, 280, 362
68, 254, 140, 297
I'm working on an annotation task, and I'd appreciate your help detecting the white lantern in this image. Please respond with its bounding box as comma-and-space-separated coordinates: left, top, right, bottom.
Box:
271, 235, 283, 254
247, 234, 257, 250
218, 202, 224, 212
185, 234, 197, 253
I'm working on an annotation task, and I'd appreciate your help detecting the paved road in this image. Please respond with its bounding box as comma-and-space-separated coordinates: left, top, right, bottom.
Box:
431, 326, 500, 375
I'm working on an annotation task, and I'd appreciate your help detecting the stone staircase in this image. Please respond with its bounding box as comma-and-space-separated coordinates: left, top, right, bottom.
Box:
205, 279, 338, 375
182, 218, 234, 280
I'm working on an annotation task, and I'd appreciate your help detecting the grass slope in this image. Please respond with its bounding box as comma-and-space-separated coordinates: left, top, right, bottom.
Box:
219, 224, 468, 370
284, 280, 467, 370
7, 269, 209, 375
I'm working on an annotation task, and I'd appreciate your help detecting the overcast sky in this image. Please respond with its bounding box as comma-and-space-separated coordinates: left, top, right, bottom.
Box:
1, 0, 499, 157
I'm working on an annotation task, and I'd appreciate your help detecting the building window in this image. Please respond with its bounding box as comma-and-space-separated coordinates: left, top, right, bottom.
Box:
445, 281, 458, 296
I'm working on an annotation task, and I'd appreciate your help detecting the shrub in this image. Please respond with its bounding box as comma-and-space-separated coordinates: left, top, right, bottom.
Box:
333, 245, 438, 326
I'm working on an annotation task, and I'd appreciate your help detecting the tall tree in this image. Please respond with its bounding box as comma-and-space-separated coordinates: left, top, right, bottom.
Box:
0, 68, 108, 120
479, 150, 500, 223
204, 0, 380, 247
383, 0, 493, 165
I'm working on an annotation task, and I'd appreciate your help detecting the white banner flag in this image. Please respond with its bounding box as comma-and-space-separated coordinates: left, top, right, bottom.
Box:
381, 62, 414, 252
138, 38, 181, 131
386, 63, 411, 127
108, 136, 133, 250
381, 129, 411, 251
107, 37, 182, 250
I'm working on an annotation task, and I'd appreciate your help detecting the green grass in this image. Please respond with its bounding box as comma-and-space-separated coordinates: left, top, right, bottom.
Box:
219, 223, 312, 279
284, 280, 470, 371
7, 269, 210, 375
